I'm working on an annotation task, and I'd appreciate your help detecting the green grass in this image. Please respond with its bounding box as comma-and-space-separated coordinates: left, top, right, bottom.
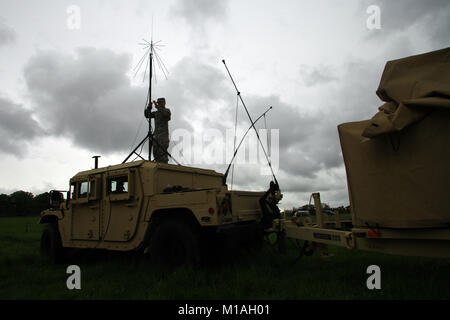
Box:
1, 216, 449, 300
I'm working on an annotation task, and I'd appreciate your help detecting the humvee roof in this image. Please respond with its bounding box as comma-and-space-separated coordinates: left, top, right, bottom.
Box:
72, 160, 224, 179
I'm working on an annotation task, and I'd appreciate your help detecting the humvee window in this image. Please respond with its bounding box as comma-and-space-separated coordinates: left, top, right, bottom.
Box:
108, 176, 128, 194
79, 181, 89, 198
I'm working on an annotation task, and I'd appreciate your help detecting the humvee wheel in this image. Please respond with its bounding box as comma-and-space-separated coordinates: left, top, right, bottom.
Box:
149, 219, 200, 267
40, 223, 64, 264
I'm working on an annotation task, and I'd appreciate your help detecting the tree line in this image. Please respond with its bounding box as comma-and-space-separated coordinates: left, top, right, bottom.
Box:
0, 191, 50, 217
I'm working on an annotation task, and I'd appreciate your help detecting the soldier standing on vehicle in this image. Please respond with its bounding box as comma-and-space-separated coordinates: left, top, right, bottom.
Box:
150, 97, 171, 163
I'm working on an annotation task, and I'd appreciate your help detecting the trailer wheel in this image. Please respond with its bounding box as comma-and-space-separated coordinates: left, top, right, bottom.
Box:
40, 223, 64, 264
149, 219, 200, 267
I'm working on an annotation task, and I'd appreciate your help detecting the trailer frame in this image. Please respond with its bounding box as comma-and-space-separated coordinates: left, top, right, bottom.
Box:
271, 193, 450, 259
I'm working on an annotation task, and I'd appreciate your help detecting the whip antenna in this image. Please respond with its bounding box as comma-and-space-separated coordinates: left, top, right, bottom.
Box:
230, 94, 239, 190
222, 106, 273, 185
222, 59, 278, 186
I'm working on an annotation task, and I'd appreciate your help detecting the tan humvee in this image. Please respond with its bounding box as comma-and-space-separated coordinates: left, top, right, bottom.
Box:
39, 160, 268, 265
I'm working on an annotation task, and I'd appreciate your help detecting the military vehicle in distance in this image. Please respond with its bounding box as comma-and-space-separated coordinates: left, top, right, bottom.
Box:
39, 160, 280, 265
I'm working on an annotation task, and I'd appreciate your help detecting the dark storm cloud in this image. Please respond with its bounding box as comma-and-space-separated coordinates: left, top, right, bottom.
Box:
241, 95, 326, 179
0, 20, 16, 46
23, 48, 228, 156
24, 47, 147, 154
20, 44, 385, 204
241, 92, 350, 179
223, 55, 387, 197
171, 0, 228, 22
170, 0, 229, 32
173, 89, 348, 189
362, 0, 450, 46
154, 56, 237, 137
329, 59, 383, 121
299, 64, 338, 87
163, 56, 380, 192
0, 97, 44, 155
158, 56, 231, 104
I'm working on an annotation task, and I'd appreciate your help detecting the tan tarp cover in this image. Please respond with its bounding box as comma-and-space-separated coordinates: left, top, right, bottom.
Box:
338, 47, 450, 228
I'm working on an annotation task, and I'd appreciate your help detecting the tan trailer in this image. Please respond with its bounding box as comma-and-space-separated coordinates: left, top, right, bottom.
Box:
272, 193, 450, 259
274, 47, 450, 260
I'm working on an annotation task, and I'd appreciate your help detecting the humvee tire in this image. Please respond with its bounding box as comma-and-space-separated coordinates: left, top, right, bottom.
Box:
148, 219, 200, 266
40, 223, 64, 264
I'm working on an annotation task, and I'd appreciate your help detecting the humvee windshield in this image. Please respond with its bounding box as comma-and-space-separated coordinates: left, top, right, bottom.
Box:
79, 181, 89, 198
71, 180, 95, 199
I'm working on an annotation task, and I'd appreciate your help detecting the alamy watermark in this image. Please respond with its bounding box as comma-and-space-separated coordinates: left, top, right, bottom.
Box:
169, 128, 279, 176
366, 5, 381, 30
366, 265, 381, 289
67, 5, 81, 30
66, 265, 81, 290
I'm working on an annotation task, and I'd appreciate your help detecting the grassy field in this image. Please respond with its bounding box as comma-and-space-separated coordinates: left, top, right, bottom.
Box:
1, 216, 449, 300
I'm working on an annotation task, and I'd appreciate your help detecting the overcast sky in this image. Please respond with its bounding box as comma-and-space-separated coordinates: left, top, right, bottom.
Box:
0, 0, 448, 208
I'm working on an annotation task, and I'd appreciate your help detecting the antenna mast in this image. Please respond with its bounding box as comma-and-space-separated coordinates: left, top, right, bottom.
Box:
123, 34, 174, 164
147, 40, 154, 160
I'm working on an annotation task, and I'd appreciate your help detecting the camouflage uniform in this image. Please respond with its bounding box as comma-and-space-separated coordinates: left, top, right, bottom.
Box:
151, 107, 171, 163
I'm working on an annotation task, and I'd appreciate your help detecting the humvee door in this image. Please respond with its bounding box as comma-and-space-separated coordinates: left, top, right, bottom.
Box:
70, 175, 101, 240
